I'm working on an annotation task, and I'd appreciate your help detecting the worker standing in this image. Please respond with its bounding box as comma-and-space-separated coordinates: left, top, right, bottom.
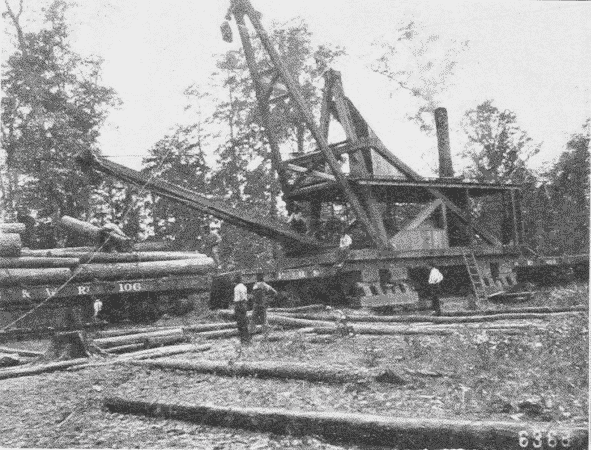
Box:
250, 273, 277, 333
233, 273, 250, 345
204, 224, 222, 269
335, 230, 352, 269
428, 263, 444, 316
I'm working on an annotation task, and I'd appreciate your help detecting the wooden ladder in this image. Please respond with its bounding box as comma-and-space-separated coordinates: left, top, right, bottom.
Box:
462, 251, 488, 304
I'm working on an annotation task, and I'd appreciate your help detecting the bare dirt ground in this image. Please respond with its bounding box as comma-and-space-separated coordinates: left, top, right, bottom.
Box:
0, 284, 588, 449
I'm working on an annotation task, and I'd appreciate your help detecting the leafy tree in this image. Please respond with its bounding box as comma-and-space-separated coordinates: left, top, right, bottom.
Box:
538, 121, 590, 255
1, 0, 119, 243
371, 22, 468, 133
142, 123, 211, 250
173, 19, 344, 268
461, 100, 539, 184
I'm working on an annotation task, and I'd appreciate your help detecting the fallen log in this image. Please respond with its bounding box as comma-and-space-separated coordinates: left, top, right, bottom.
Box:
0, 267, 72, 286
0, 256, 80, 269
268, 304, 327, 313
129, 358, 378, 384
104, 397, 589, 450
183, 322, 236, 333
0, 223, 26, 234
312, 326, 454, 336
196, 326, 262, 340
133, 241, 174, 252
68, 344, 211, 371
143, 334, 188, 348
71, 258, 213, 282
267, 315, 335, 329
104, 343, 144, 354
95, 326, 178, 339
444, 305, 588, 316
0, 357, 89, 380
0, 346, 44, 357
276, 311, 582, 324
0, 233, 22, 257
94, 328, 184, 349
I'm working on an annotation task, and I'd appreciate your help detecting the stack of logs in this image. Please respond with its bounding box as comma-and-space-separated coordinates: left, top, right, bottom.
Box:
0, 216, 213, 329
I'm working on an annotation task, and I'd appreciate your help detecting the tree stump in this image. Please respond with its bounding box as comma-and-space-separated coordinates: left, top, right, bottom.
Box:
41, 331, 106, 361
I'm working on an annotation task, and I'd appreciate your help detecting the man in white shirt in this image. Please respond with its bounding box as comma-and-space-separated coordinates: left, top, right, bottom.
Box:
233, 273, 250, 344
335, 231, 352, 269
428, 264, 444, 316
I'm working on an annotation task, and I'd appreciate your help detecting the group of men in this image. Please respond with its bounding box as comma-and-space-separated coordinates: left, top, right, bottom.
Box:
232, 273, 277, 345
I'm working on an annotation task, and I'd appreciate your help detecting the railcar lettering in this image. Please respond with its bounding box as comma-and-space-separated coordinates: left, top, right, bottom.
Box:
78, 286, 90, 295
45, 288, 58, 297
22, 290, 31, 299
118, 282, 142, 292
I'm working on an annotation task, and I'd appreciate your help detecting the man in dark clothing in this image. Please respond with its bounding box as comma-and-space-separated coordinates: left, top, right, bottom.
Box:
428, 264, 444, 316
250, 273, 277, 333
233, 273, 250, 345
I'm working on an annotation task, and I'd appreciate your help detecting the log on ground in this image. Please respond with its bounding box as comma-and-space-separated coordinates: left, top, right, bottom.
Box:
95, 326, 178, 339
72, 258, 213, 281
443, 305, 588, 316
0, 357, 89, 380
0, 346, 44, 357
196, 326, 262, 340
268, 304, 327, 313
0, 233, 22, 257
94, 328, 184, 349
129, 358, 378, 384
104, 397, 589, 450
183, 322, 236, 333
267, 315, 335, 329
276, 311, 583, 324
312, 325, 454, 336
104, 343, 144, 354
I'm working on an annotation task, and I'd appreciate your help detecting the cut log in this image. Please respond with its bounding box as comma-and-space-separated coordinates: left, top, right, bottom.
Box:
0, 223, 26, 234
0, 233, 22, 257
74, 251, 207, 264
268, 304, 327, 313
197, 326, 262, 340
276, 311, 583, 324
443, 305, 588, 316
143, 334, 188, 348
105, 343, 144, 354
94, 328, 184, 349
104, 397, 589, 450
183, 322, 237, 333
68, 344, 212, 372
0, 267, 72, 286
0, 357, 89, 380
133, 241, 174, 252
129, 358, 377, 384
268, 315, 335, 329
21, 247, 96, 256
95, 326, 178, 339
0, 346, 44, 357
71, 258, 213, 281
0, 257, 80, 269
59, 215, 131, 250
312, 326, 454, 336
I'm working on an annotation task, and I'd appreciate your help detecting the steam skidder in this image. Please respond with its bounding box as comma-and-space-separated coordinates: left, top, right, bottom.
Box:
78, 0, 531, 312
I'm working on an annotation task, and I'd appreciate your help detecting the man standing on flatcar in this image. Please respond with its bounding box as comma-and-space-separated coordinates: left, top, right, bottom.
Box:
428, 263, 444, 316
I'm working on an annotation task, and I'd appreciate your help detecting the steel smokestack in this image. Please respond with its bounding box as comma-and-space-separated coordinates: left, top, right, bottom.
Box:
434, 107, 454, 178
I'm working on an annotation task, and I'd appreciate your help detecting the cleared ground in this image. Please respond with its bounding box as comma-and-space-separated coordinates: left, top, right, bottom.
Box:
0, 284, 588, 449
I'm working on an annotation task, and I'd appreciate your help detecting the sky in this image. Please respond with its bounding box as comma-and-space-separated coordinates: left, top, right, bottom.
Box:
3, 0, 590, 176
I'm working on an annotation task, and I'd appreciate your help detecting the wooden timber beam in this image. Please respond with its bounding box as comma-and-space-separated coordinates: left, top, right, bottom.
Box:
233, 1, 388, 249
233, 11, 291, 201
285, 163, 335, 182
400, 199, 442, 231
